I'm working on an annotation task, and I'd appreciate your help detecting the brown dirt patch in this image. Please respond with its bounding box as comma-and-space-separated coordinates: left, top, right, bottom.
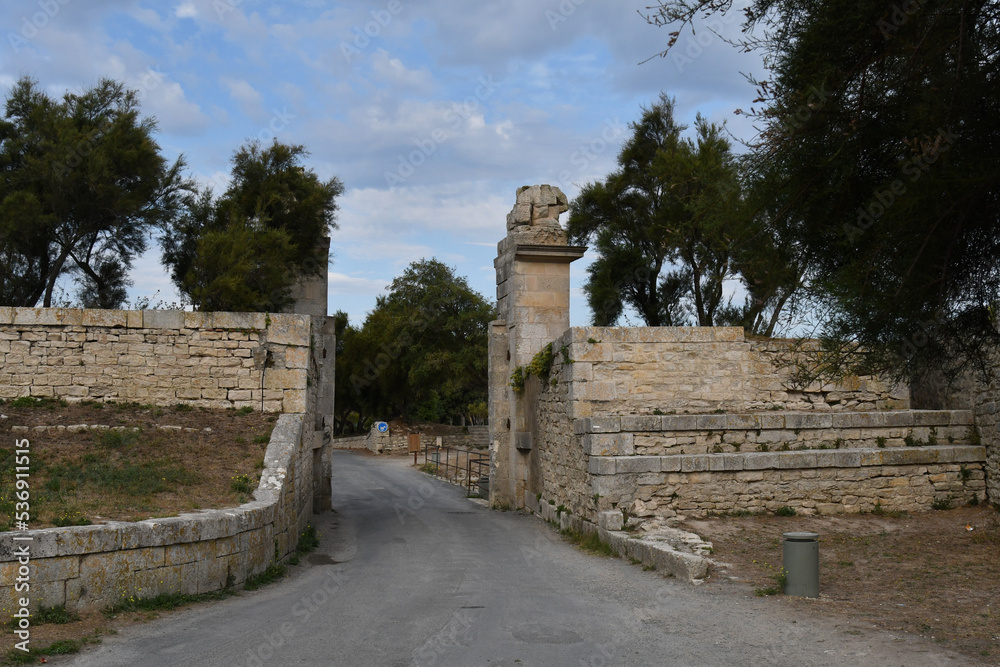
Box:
684, 505, 1000, 662
0, 400, 275, 528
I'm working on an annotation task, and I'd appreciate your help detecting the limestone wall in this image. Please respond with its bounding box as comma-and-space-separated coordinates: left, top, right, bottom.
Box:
330, 426, 489, 454
0, 414, 313, 612
559, 327, 908, 418
589, 446, 986, 518
0, 308, 312, 413
522, 326, 982, 525
972, 375, 1000, 502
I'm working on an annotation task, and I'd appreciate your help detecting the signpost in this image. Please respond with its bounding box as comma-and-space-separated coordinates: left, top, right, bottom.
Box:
408, 433, 421, 464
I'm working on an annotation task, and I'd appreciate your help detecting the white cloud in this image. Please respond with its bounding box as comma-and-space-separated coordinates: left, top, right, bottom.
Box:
221, 77, 263, 117
175, 3, 198, 20
327, 272, 390, 297
370, 49, 434, 91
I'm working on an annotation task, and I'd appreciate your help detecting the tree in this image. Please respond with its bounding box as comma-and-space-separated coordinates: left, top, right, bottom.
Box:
0, 77, 189, 308
567, 95, 754, 327
334, 259, 495, 432
161, 140, 343, 312
646, 1, 1000, 375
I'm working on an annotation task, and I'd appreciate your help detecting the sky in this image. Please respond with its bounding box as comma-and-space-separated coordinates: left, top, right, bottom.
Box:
1, 0, 764, 326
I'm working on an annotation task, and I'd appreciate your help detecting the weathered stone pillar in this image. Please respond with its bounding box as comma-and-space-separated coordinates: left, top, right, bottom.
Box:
489, 185, 585, 508
286, 236, 334, 512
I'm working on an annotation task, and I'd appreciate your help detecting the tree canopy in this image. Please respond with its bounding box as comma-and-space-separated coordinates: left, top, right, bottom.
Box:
161, 140, 343, 312
567, 94, 801, 333
334, 259, 495, 433
646, 0, 1000, 376
0, 76, 188, 308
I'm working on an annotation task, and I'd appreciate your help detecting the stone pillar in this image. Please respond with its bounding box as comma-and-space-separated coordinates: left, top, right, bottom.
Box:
287, 235, 334, 512
489, 185, 585, 508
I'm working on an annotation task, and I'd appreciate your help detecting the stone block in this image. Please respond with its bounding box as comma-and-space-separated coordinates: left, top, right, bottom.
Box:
616, 456, 660, 474
851, 413, 884, 428
143, 310, 185, 329
0, 306, 12, 324
883, 411, 913, 427
264, 368, 307, 390
598, 511, 624, 531
658, 415, 697, 431
583, 433, 634, 456
589, 458, 617, 475
758, 414, 785, 430
912, 410, 949, 426
82, 309, 128, 327
680, 455, 710, 472
266, 314, 311, 346
743, 453, 779, 470
725, 414, 759, 430
282, 390, 307, 414
659, 456, 682, 472
830, 413, 853, 428
621, 415, 662, 432
696, 415, 727, 430
588, 417, 621, 433
949, 410, 974, 425
213, 312, 267, 330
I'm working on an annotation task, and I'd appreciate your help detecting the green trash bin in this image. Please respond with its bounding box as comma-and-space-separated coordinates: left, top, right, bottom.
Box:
782, 531, 819, 597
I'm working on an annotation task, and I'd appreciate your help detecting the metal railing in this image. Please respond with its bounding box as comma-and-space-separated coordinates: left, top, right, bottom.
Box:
423, 443, 489, 496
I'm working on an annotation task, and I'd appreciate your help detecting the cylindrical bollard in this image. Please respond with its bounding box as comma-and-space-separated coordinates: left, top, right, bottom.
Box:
782, 532, 819, 597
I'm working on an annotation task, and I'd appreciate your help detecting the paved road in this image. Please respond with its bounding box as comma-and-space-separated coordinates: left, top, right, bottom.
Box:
66, 451, 961, 666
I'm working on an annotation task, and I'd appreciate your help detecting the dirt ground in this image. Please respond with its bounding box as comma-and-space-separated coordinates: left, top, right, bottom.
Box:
0, 400, 274, 528
683, 505, 1000, 663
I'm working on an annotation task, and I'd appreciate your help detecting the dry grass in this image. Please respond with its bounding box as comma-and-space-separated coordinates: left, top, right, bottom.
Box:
0, 400, 274, 529
686, 505, 1000, 662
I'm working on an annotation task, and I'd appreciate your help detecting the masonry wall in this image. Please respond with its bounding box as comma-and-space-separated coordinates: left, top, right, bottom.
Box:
561, 327, 908, 418
589, 446, 986, 518
520, 327, 984, 524
0, 414, 313, 612
0, 308, 312, 413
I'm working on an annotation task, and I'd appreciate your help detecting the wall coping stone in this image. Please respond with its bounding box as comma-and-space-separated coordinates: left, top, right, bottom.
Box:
0, 414, 304, 562
588, 445, 986, 476
574, 409, 969, 434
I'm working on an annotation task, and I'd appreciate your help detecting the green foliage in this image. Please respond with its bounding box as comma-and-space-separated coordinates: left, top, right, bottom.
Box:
51, 511, 91, 527
31, 604, 79, 626
876, 436, 887, 448
236, 406, 255, 416
775, 506, 796, 517
560, 527, 616, 557
931, 498, 953, 511
296, 524, 320, 554
334, 259, 495, 431
567, 94, 798, 333
0, 76, 190, 308
647, 0, 1000, 376
230, 474, 254, 494
103, 589, 235, 617
9, 397, 66, 409
161, 140, 343, 312
244, 563, 287, 591
46, 459, 196, 496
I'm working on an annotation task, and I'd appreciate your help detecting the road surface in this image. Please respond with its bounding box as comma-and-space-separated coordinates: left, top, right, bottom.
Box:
65, 450, 961, 666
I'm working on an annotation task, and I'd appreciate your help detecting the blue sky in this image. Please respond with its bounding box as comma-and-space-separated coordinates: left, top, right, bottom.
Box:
1, 0, 762, 326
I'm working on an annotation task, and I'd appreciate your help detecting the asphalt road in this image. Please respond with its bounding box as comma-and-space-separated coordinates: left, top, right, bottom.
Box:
65, 450, 961, 666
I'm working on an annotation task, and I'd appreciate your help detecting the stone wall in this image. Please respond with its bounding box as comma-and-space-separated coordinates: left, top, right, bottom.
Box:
0, 308, 312, 413
972, 373, 1000, 503
560, 327, 908, 418
589, 446, 986, 518
518, 326, 984, 524
0, 414, 314, 612
330, 426, 489, 454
